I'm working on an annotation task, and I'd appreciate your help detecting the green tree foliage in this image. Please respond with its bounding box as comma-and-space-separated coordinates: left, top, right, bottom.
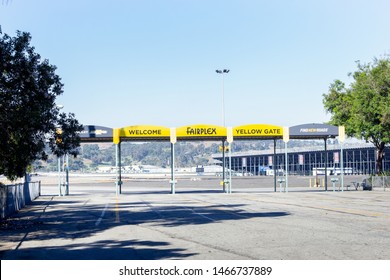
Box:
0, 30, 83, 180
323, 57, 390, 173
82, 144, 101, 161
121, 142, 171, 167
81, 144, 114, 165
78, 142, 223, 169
49, 112, 83, 157
69, 159, 85, 171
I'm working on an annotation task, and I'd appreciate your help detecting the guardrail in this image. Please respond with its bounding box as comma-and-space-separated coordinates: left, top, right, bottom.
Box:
0, 181, 41, 220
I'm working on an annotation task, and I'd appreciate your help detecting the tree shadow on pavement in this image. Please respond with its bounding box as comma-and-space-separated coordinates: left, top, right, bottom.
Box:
0, 194, 290, 260
3, 239, 194, 260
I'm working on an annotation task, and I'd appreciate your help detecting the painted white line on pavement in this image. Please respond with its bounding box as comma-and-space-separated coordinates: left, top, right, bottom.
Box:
95, 203, 109, 226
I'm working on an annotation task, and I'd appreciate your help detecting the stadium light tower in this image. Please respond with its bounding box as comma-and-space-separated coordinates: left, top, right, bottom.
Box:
215, 69, 230, 126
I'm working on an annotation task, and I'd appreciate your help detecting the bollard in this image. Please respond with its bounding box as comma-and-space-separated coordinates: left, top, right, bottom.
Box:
278, 178, 286, 192
331, 177, 339, 192
170, 180, 177, 194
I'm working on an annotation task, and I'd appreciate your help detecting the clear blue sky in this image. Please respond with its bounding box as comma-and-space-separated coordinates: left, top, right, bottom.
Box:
1, 0, 390, 129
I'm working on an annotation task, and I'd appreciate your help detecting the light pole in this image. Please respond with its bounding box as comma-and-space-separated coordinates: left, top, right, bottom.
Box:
216, 69, 230, 192
215, 69, 230, 127
55, 104, 69, 196
56, 105, 64, 196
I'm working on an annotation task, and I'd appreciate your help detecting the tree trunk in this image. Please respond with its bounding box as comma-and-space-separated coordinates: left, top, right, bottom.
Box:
376, 142, 385, 174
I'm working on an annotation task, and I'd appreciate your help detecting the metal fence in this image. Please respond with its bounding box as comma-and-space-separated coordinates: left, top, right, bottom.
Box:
0, 181, 41, 220
216, 145, 390, 176
371, 176, 390, 191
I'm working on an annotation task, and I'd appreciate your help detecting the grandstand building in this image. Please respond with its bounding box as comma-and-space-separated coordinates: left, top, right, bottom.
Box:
213, 143, 390, 176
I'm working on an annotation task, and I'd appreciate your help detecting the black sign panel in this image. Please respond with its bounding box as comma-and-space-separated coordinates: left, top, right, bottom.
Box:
289, 123, 338, 139
79, 125, 113, 142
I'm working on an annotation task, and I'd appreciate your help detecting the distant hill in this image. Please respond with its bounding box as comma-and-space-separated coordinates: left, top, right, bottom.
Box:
33, 140, 327, 172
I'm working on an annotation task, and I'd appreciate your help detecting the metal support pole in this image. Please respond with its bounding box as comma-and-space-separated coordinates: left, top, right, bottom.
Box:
285, 141, 288, 193
115, 142, 122, 195
115, 143, 119, 195
119, 143, 122, 194
65, 153, 69, 195
222, 73, 225, 127
229, 142, 232, 193
170, 142, 176, 194
222, 140, 226, 192
58, 156, 62, 196
274, 139, 277, 192
324, 138, 328, 191
340, 143, 344, 191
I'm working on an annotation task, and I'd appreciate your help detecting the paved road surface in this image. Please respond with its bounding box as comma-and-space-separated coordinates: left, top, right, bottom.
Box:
1, 175, 389, 260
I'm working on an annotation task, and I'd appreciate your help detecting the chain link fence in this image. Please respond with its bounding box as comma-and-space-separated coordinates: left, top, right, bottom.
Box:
370, 175, 390, 191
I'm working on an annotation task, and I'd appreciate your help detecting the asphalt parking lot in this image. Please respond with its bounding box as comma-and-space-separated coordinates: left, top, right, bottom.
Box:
1, 175, 389, 260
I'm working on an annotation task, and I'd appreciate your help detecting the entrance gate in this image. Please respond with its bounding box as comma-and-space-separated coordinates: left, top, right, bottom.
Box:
79, 123, 341, 194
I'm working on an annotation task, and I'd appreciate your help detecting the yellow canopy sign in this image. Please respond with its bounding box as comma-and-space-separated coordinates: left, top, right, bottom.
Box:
114, 125, 171, 143
233, 124, 283, 138
112, 124, 284, 144
176, 124, 227, 140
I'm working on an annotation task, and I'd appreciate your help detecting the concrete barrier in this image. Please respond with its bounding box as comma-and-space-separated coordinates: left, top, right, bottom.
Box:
0, 181, 41, 220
